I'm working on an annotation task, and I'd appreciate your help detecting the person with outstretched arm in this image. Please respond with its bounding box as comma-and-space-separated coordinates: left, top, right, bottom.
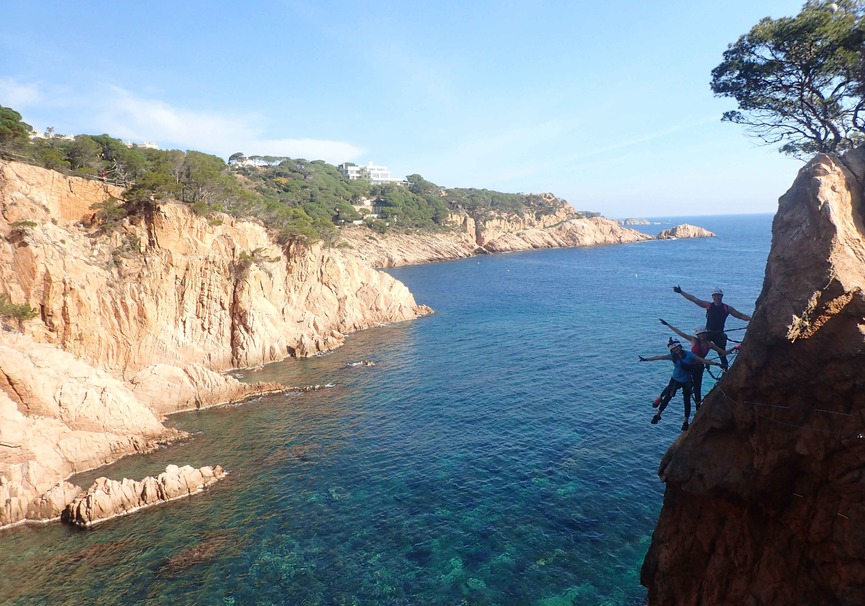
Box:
639, 339, 724, 431
673, 286, 751, 369
659, 319, 739, 409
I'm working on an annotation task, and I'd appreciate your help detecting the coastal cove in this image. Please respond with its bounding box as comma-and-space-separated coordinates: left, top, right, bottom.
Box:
0, 214, 772, 605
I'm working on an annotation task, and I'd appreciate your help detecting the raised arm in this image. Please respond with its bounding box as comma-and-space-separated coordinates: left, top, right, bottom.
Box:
706, 341, 728, 355
693, 354, 722, 368
673, 285, 710, 308
659, 318, 696, 344
726, 305, 752, 322
639, 355, 669, 362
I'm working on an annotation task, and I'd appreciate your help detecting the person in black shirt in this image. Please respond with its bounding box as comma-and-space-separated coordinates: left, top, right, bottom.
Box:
672, 286, 751, 369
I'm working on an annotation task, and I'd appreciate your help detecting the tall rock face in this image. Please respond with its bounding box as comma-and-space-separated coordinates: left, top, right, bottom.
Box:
0, 160, 431, 528
0, 163, 430, 377
642, 147, 865, 605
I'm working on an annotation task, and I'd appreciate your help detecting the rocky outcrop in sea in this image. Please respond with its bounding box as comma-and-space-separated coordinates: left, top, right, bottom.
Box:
641, 146, 865, 604
656, 223, 716, 240
62, 464, 226, 527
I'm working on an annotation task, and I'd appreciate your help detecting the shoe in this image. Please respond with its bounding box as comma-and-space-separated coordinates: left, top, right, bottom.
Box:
652, 397, 661, 408
651, 414, 661, 425
681, 420, 689, 431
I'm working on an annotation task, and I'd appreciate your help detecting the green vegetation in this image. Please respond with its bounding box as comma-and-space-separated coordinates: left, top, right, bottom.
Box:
0, 293, 38, 328
1, 105, 601, 243
0, 105, 32, 156
711, 0, 865, 157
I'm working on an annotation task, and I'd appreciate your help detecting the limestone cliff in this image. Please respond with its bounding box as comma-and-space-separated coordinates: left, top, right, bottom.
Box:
0, 160, 431, 528
641, 147, 865, 604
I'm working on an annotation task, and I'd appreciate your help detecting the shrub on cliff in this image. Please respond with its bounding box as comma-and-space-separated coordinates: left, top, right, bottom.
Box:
0, 293, 38, 330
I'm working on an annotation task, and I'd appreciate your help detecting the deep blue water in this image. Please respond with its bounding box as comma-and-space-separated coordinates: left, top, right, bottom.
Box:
0, 214, 772, 605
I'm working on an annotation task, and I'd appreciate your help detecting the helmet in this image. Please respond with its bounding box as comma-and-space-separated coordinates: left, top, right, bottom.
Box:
695, 327, 708, 336
668, 340, 683, 351
711, 287, 724, 296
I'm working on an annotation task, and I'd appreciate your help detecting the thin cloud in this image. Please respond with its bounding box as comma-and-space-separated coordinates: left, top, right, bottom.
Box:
97, 87, 364, 162
0, 78, 42, 108
561, 116, 719, 166
2, 82, 364, 163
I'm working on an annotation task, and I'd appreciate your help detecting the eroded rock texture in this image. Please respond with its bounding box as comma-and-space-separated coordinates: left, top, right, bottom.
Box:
62, 464, 226, 527
642, 147, 865, 605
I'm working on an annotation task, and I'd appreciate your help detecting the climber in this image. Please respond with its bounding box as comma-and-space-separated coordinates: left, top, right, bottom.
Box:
672, 286, 751, 369
659, 319, 739, 408
639, 339, 724, 431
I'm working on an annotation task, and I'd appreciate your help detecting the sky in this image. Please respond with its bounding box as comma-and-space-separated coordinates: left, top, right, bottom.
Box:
1, 0, 809, 218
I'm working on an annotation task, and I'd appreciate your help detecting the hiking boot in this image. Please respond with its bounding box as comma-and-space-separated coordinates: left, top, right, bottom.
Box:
681, 419, 689, 431
651, 414, 661, 425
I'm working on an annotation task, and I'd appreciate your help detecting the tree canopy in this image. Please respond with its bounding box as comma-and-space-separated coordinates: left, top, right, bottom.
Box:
711, 0, 865, 158
0, 105, 32, 155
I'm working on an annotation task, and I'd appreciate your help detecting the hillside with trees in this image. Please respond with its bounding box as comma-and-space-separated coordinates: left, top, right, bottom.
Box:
0, 104, 599, 243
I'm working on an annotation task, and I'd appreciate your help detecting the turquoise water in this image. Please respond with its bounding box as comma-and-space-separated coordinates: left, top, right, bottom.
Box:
0, 214, 772, 605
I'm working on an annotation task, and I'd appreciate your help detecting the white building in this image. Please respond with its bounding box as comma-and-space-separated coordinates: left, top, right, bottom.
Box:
338, 161, 403, 185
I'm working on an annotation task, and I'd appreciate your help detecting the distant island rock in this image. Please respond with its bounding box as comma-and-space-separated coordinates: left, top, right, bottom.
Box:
618, 218, 653, 225
656, 224, 716, 240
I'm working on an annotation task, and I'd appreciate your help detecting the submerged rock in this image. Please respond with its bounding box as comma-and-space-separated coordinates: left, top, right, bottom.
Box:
641, 146, 865, 605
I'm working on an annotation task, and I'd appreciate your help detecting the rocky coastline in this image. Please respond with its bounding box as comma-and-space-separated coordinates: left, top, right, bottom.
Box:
0, 160, 431, 529
337, 206, 713, 269
0, 160, 714, 530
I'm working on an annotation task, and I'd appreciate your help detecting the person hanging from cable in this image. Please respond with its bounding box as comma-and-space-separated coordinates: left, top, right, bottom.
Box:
659, 319, 739, 410
672, 286, 751, 370
639, 338, 724, 431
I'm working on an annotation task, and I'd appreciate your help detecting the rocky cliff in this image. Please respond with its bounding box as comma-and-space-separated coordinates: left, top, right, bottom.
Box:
0, 160, 431, 529
641, 147, 865, 605
339, 206, 654, 268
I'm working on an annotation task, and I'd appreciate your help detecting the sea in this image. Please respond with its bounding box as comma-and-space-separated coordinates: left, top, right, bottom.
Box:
0, 214, 773, 606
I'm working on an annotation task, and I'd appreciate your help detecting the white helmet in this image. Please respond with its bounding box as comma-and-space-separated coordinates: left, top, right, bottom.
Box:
668, 340, 683, 351
695, 327, 708, 336
711, 287, 724, 296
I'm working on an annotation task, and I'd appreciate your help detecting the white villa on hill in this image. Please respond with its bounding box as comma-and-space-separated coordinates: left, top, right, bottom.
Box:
338, 161, 403, 185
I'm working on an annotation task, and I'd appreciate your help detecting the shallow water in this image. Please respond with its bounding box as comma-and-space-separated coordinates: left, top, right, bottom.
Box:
0, 214, 772, 605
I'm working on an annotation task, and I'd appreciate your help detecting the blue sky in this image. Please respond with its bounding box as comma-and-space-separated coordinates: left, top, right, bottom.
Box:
1, 1, 807, 218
